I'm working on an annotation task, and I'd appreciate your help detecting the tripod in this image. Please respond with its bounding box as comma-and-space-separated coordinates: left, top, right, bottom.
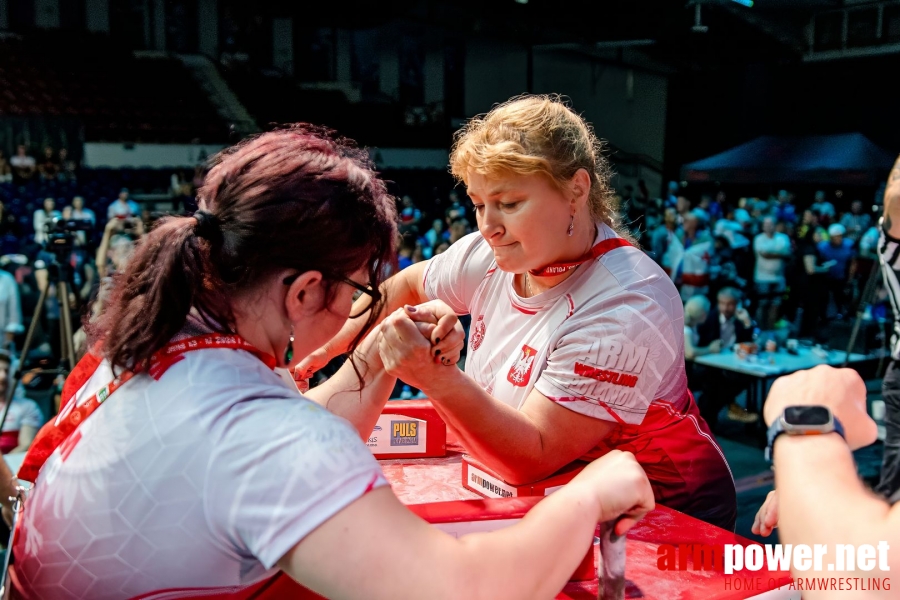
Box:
0, 250, 79, 435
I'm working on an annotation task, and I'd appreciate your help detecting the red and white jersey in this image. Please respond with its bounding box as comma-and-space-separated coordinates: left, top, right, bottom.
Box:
15, 341, 387, 599
425, 226, 736, 530
425, 225, 686, 428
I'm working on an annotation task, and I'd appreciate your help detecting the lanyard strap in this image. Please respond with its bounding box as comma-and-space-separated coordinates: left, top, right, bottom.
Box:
528, 238, 632, 277
18, 334, 275, 482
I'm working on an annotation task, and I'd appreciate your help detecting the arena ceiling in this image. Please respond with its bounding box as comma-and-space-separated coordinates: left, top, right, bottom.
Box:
285, 0, 876, 70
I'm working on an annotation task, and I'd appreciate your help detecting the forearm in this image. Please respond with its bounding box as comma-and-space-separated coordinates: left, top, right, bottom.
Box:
685, 343, 714, 360
0, 458, 15, 512
774, 434, 897, 584
324, 263, 428, 359
695, 345, 716, 357
423, 369, 548, 484
455, 482, 601, 599
285, 483, 603, 600
96, 236, 112, 278
304, 325, 397, 440
12, 427, 36, 454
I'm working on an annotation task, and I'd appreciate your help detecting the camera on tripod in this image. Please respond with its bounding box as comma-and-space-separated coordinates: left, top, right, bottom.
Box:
44, 217, 93, 253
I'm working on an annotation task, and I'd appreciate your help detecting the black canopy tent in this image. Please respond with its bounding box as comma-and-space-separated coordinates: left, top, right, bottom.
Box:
681, 133, 896, 186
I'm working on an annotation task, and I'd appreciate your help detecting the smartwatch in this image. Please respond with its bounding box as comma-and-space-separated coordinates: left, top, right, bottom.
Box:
765, 405, 845, 463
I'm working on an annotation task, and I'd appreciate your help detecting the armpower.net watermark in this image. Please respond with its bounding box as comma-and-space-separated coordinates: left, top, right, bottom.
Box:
657, 542, 891, 593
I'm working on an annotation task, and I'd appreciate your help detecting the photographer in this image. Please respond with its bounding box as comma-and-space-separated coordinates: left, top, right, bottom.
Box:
0, 351, 43, 454
96, 215, 144, 279
33, 217, 97, 361
32, 198, 61, 245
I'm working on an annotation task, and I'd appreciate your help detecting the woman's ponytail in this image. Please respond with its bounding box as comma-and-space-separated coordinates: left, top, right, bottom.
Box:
95, 216, 221, 372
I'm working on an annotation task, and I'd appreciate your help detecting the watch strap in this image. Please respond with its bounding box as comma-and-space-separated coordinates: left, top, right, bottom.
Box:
765, 411, 845, 463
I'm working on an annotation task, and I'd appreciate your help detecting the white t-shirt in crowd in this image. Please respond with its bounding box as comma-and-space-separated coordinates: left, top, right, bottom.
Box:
10, 155, 36, 169
32, 209, 62, 244
753, 232, 791, 284
0, 270, 23, 335
424, 225, 687, 428
1, 391, 43, 434
683, 325, 700, 349
15, 343, 387, 599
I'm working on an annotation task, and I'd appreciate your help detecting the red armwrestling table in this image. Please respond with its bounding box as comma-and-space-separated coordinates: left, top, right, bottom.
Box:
379, 451, 796, 600
181, 450, 796, 600
5, 399, 798, 600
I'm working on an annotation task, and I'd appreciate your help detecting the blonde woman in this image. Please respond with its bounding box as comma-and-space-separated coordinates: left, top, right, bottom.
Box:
301, 95, 736, 530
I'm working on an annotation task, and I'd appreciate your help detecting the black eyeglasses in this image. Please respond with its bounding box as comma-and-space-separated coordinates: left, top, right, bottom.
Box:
283, 272, 381, 319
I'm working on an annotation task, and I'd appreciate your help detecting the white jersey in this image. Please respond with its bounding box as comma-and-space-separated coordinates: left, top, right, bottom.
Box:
424, 225, 686, 428
15, 345, 387, 599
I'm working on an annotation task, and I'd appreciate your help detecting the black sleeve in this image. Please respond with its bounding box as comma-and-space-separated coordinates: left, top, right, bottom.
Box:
735, 321, 754, 344
696, 312, 718, 347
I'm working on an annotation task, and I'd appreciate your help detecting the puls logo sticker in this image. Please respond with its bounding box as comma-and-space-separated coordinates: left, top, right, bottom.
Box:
390, 420, 419, 446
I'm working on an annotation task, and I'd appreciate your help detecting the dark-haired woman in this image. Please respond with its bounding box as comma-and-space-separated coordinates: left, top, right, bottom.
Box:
12, 125, 654, 599
300, 95, 737, 531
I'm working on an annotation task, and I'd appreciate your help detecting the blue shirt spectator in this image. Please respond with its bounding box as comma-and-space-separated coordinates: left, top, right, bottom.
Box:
818, 225, 855, 280
775, 203, 797, 224
107, 189, 141, 220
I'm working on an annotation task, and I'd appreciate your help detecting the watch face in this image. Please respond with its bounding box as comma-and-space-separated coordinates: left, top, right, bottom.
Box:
784, 405, 830, 426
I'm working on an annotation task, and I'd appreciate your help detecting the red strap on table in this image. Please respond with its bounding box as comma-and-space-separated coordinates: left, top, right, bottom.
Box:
528, 237, 631, 277
18, 334, 276, 482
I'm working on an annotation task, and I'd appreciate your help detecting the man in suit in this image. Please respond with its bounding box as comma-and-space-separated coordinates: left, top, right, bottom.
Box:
698, 287, 753, 349
696, 287, 759, 427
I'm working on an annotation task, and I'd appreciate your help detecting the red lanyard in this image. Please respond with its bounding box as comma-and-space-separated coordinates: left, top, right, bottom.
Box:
18, 334, 276, 483
528, 238, 632, 277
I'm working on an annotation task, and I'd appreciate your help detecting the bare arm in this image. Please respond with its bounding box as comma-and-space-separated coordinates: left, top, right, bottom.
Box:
303, 323, 398, 440
804, 255, 837, 275
12, 424, 36, 454
35, 268, 48, 294
377, 315, 616, 484
80, 262, 96, 301
0, 457, 16, 526
278, 450, 654, 600
684, 335, 721, 360
763, 367, 893, 597
95, 220, 118, 279
803, 255, 819, 275
316, 261, 431, 362
427, 373, 615, 485
304, 303, 464, 440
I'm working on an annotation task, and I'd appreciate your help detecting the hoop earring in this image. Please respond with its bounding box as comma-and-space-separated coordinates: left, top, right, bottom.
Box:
567, 215, 575, 237
283, 325, 295, 366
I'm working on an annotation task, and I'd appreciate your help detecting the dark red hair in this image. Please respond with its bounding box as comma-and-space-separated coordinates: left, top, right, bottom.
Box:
94, 124, 398, 372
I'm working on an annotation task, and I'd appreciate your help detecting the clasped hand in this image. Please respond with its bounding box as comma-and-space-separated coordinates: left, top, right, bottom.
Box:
377, 300, 466, 392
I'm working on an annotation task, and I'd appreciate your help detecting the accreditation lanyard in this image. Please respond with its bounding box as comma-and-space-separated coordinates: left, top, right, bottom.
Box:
18, 334, 276, 482
528, 238, 632, 277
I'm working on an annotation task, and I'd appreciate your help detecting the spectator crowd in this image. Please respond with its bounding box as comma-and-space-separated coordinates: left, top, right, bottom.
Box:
0, 142, 211, 456
0, 140, 893, 448
627, 184, 885, 429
